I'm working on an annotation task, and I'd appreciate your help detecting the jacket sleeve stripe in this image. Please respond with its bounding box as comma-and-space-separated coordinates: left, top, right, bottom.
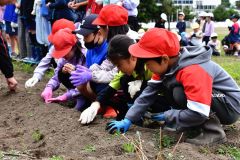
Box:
187, 100, 210, 117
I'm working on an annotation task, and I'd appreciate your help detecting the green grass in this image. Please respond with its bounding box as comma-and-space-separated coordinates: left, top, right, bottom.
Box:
212, 56, 240, 85
216, 145, 240, 159
12, 61, 54, 79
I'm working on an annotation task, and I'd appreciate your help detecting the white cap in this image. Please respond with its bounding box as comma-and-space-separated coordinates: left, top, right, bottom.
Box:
199, 11, 207, 17
211, 32, 218, 38
206, 12, 214, 17
178, 12, 185, 16
161, 13, 167, 21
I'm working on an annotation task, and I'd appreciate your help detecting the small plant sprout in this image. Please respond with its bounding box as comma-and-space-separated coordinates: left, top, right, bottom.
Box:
49, 155, 64, 160
32, 130, 44, 142
84, 144, 96, 152
122, 142, 135, 153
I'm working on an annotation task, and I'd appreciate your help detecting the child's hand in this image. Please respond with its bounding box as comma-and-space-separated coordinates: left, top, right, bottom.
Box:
78, 102, 100, 124
41, 87, 53, 103
47, 94, 68, 103
128, 80, 142, 98
46, 2, 51, 7
106, 118, 132, 134
6, 77, 18, 91
63, 63, 75, 74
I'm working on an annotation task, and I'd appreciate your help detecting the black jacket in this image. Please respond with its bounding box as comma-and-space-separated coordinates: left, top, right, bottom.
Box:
0, 33, 13, 78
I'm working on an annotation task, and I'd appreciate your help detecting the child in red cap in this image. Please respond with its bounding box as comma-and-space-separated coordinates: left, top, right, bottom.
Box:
25, 19, 76, 88
106, 28, 240, 146
70, 14, 118, 119
92, 4, 139, 42
77, 34, 153, 124
41, 28, 87, 111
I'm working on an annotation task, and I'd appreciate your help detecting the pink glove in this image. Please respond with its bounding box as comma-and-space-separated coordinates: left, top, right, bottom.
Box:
47, 94, 68, 103
41, 87, 53, 103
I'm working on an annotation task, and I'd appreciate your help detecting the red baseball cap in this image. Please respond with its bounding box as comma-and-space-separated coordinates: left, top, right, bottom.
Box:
51, 28, 77, 59
92, 4, 128, 26
129, 28, 180, 58
48, 19, 75, 42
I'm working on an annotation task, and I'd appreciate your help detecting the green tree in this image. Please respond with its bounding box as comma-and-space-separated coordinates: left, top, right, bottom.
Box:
138, 0, 160, 23
213, 5, 239, 21
222, 0, 231, 8
183, 6, 195, 21
213, 5, 228, 21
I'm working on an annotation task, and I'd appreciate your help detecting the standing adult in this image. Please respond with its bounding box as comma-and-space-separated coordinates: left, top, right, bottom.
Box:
120, 0, 140, 32
202, 12, 214, 45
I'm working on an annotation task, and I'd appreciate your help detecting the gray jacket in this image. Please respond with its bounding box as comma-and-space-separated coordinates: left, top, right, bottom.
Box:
125, 46, 240, 128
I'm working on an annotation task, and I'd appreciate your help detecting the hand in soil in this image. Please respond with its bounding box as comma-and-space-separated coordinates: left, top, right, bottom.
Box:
41, 87, 53, 103
106, 118, 132, 134
25, 77, 39, 88
47, 94, 68, 103
6, 77, 18, 91
78, 101, 100, 124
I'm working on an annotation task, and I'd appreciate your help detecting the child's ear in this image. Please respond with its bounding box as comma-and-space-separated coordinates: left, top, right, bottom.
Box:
162, 55, 170, 63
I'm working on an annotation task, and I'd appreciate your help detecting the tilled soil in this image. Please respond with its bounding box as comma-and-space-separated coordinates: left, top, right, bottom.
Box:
0, 71, 239, 159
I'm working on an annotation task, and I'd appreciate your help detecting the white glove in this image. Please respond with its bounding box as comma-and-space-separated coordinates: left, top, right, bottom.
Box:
95, 0, 103, 5
25, 77, 39, 88
128, 80, 142, 98
78, 101, 100, 124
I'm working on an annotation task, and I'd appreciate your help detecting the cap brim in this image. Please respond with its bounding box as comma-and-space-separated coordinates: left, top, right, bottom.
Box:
92, 17, 107, 26
129, 43, 160, 58
52, 47, 72, 59
74, 28, 97, 36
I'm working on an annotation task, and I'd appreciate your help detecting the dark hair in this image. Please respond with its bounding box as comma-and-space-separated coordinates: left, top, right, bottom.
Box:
141, 57, 163, 64
74, 41, 86, 65
108, 35, 146, 79
108, 34, 134, 62
107, 24, 129, 42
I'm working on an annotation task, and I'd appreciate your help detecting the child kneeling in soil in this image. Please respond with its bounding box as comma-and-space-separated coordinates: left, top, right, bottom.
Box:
78, 35, 153, 124
41, 28, 86, 110
106, 28, 240, 146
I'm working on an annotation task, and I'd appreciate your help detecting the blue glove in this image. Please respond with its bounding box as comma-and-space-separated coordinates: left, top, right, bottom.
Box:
106, 118, 132, 134
151, 113, 166, 121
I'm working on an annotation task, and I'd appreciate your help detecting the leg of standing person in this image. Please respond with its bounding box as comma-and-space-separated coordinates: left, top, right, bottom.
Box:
18, 17, 27, 58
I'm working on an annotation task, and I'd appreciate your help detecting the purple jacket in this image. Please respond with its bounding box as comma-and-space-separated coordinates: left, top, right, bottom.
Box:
204, 21, 214, 37
122, 0, 139, 17
46, 54, 85, 99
